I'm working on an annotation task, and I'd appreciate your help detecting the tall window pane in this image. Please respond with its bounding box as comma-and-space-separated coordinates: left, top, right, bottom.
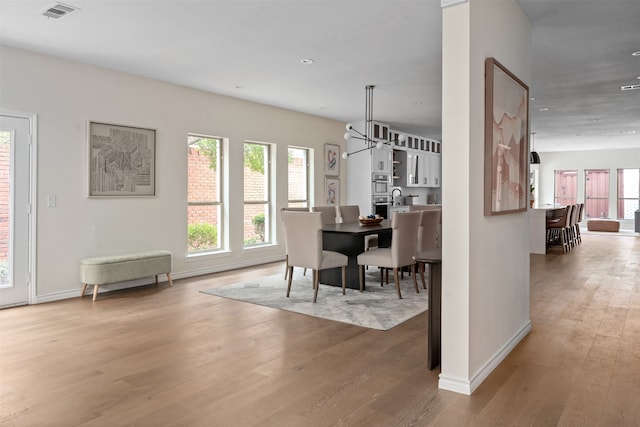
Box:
554, 170, 577, 206
617, 168, 640, 220
585, 169, 609, 218
244, 142, 271, 246
187, 135, 222, 253
0, 131, 11, 285
288, 147, 309, 208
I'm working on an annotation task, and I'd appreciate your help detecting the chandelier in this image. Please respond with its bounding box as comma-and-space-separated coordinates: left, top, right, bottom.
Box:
341, 85, 406, 159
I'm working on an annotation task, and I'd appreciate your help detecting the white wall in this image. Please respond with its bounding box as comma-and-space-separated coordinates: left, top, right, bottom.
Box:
0, 46, 346, 302
538, 148, 640, 229
441, 0, 531, 394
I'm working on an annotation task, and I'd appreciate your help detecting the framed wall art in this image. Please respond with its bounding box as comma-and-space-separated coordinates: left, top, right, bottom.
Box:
325, 177, 340, 205
324, 143, 340, 176
484, 57, 529, 216
88, 121, 156, 197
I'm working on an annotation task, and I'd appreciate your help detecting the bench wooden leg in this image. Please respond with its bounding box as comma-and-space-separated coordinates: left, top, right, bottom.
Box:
81, 283, 88, 297
92, 284, 99, 301
167, 273, 173, 286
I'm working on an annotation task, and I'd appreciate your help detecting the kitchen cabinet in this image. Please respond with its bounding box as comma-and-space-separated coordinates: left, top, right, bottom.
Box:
371, 144, 392, 174
420, 153, 441, 187
400, 147, 441, 188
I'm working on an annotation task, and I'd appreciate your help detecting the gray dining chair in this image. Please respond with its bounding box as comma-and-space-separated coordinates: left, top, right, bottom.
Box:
280, 207, 310, 280
282, 211, 348, 302
409, 204, 442, 248
356, 211, 421, 299
415, 209, 440, 289
337, 204, 378, 250
311, 205, 338, 225
336, 205, 360, 223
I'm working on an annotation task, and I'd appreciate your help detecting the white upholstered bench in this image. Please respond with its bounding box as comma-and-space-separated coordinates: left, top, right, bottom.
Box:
80, 250, 173, 301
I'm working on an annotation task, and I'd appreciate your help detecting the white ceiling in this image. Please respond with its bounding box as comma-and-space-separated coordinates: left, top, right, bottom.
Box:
0, 0, 638, 152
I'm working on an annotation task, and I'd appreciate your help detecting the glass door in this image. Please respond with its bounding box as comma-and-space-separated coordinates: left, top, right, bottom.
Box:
0, 115, 31, 307
585, 169, 610, 218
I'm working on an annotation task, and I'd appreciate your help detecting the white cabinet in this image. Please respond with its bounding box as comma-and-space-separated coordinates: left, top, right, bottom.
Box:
422, 153, 441, 188
371, 145, 392, 174
404, 148, 441, 188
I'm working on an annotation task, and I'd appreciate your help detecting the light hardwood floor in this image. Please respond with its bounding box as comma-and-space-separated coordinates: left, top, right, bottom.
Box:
1, 233, 639, 426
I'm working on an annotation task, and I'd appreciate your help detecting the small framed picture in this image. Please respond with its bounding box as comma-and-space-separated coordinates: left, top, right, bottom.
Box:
88, 121, 156, 197
324, 143, 340, 176
325, 177, 340, 205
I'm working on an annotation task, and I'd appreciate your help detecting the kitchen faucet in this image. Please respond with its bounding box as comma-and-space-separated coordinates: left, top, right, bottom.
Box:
391, 188, 402, 205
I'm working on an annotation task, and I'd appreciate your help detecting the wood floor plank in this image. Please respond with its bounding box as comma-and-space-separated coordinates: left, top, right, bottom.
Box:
1, 233, 639, 426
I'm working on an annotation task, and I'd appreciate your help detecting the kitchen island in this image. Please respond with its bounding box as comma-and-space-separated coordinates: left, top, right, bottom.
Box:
530, 205, 566, 254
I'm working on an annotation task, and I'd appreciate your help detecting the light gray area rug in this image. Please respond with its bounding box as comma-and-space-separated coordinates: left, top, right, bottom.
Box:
201, 269, 428, 330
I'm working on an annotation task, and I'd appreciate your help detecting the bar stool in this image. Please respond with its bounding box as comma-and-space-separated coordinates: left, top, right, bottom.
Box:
547, 204, 573, 253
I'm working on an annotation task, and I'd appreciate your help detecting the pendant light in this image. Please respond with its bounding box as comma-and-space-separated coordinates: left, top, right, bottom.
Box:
530, 131, 540, 164
342, 85, 406, 159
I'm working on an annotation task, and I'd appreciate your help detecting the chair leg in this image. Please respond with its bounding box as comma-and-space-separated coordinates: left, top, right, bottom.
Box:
92, 284, 99, 301
81, 283, 88, 297
419, 263, 426, 289
380, 267, 384, 287
342, 266, 347, 295
393, 268, 402, 299
286, 267, 294, 297
313, 270, 319, 303
284, 255, 289, 280
412, 264, 419, 293
359, 265, 364, 292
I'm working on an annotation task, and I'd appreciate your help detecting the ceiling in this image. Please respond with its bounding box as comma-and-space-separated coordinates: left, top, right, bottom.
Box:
0, 0, 638, 152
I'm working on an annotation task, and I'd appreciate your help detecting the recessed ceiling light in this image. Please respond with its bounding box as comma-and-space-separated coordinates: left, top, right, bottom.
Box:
632, 51, 640, 56
414, 102, 423, 106
300, 59, 314, 65
621, 84, 640, 91
538, 107, 549, 112
530, 97, 535, 101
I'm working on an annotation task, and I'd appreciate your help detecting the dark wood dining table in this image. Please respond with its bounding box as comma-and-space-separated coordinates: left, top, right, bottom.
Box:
320, 220, 392, 290
414, 248, 442, 370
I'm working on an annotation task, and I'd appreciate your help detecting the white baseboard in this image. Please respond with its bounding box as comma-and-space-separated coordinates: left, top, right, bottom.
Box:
438, 320, 532, 395
32, 255, 284, 304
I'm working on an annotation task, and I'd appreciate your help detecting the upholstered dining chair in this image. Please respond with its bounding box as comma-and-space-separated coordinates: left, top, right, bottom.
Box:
311, 205, 338, 225
280, 207, 310, 280
356, 211, 421, 299
416, 209, 440, 289
337, 204, 378, 250
336, 205, 360, 223
409, 204, 442, 248
282, 211, 348, 302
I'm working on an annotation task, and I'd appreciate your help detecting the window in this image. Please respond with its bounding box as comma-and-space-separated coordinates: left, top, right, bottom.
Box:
554, 170, 577, 206
287, 147, 310, 208
585, 169, 609, 218
617, 168, 640, 220
187, 135, 223, 254
244, 142, 272, 246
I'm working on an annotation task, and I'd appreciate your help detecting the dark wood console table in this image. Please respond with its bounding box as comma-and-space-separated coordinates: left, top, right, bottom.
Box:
414, 248, 442, 370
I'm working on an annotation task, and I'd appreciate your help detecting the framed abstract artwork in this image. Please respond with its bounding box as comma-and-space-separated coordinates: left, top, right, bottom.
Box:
88, 121, 156, 197
484, 57, 529, 216
325, 177, 340, 205
324, 143, 340, 176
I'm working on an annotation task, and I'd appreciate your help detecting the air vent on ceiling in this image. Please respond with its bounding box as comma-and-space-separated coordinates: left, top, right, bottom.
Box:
40, 2, 79, 19
621, 84, 640, 91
